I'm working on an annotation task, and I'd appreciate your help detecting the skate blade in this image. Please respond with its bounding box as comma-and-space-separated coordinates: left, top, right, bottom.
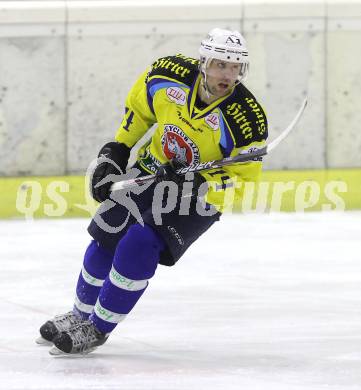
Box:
36, 337, 53, 346
49, 346, 68, 356
49, 346, 96, 356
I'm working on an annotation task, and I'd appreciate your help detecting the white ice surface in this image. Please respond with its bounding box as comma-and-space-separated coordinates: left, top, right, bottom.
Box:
0, 212, 361, 390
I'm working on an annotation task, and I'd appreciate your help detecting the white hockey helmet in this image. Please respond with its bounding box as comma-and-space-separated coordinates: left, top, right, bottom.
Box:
199, 28, 249, 83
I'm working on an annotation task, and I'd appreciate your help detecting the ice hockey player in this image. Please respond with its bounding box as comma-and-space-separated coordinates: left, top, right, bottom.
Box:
37, 28, 268, 355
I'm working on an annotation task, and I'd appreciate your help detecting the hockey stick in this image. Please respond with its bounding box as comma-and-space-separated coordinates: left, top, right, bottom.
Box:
111, 97, 307, 192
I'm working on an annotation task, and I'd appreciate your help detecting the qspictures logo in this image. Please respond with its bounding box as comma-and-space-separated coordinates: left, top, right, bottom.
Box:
15, 166, 348, 225
13, 150, 350, 226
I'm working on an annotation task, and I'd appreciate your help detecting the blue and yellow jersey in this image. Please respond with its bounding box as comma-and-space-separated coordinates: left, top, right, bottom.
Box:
115, 54, 268, 211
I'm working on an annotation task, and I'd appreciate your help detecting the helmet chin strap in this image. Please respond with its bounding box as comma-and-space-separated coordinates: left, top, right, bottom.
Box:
200, 71, 217, 101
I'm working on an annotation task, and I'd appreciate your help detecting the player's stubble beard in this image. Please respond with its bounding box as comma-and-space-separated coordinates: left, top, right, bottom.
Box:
198, 74, 233, 105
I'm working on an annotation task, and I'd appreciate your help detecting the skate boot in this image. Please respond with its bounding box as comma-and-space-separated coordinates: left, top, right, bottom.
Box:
49, 320, 108, 355
36, 311, 84, 345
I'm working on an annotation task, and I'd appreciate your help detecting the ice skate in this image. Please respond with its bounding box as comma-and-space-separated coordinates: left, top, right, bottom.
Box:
36, 311, 84, 345
49, 320, 108, 356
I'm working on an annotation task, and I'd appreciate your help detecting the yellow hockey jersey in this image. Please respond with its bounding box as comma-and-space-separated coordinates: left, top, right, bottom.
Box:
115, 54, 268, 212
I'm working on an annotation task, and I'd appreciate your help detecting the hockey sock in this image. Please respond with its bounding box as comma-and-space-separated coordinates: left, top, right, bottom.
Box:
89, 223, 165, 333
73, 240, 114, 319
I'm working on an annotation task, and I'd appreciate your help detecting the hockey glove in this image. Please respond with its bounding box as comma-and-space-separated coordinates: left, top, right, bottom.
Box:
155, 161, 207, 196
91, 141, 131, 203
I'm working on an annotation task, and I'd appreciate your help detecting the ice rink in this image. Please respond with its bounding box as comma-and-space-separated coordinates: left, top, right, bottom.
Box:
0, 212, 361, 390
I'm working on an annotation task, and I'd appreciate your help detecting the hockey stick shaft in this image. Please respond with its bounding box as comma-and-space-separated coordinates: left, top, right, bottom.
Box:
267, 97, 307, 152
111, 97, 307, 192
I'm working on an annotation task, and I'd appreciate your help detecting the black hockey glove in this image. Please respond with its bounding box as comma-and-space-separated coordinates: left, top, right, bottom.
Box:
90, 141, 131, 203
155, 161, 207, 196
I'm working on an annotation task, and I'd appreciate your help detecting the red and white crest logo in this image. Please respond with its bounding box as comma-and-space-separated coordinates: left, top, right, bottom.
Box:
161, 125, 200, 165
166, 87, 186, 106
204, 112, 219, 130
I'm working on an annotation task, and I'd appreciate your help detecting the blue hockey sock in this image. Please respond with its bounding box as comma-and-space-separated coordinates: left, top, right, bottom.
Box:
73, 240, 114, 319
89, 223, 165, 334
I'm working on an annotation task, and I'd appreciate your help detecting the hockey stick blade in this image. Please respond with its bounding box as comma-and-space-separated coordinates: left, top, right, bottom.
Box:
111, 97, 307, 192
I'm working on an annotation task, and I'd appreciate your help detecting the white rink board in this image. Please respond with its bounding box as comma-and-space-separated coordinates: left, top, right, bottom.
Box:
1, 1, 361, 175
0, 212, 361, 390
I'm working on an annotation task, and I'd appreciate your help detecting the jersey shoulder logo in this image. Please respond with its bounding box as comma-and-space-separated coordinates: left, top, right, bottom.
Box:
219, 84, 268, 148
161, 125, 200, 165
166, 87, 186, 106
149, 54, 199, 87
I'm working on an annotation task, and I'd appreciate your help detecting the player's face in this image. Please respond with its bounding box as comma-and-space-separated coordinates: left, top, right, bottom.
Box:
205, 59, 241, 97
